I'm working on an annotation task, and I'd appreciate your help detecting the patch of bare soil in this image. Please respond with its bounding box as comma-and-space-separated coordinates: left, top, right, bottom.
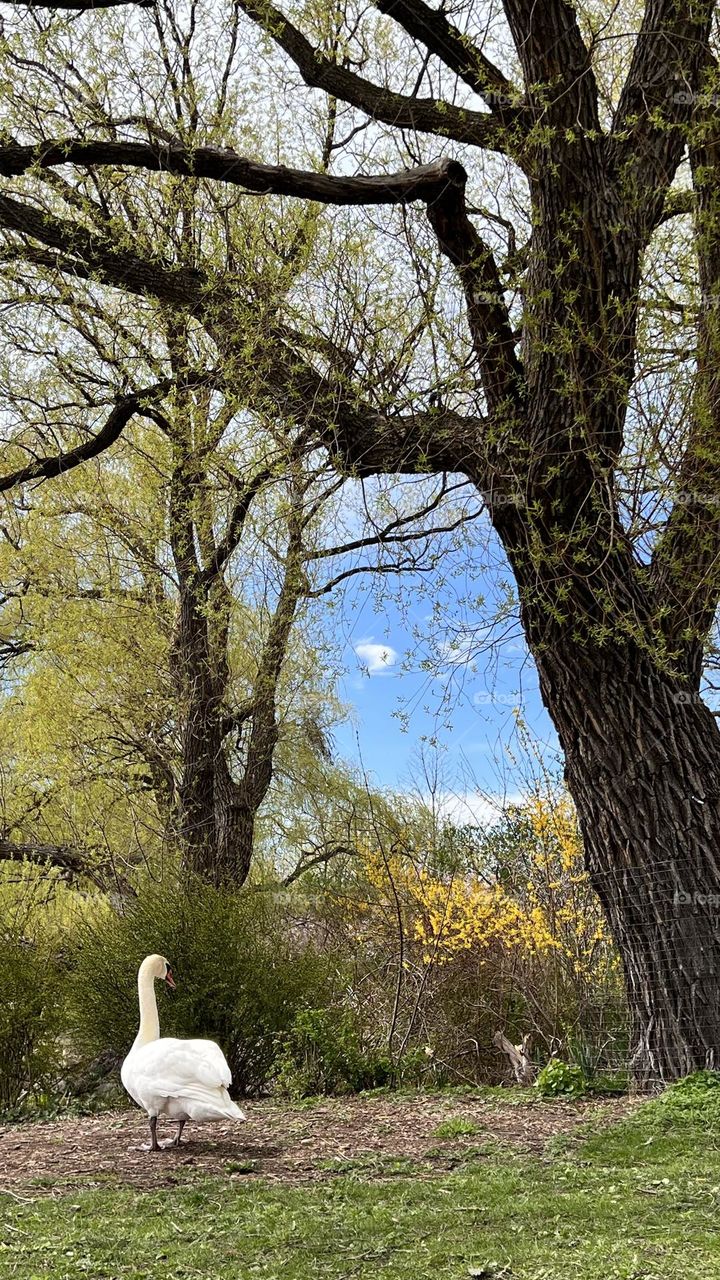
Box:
0, 1093, 637, 1196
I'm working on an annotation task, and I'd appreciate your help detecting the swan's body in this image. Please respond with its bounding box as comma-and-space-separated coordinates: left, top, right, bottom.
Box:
121, 954, 246, 1151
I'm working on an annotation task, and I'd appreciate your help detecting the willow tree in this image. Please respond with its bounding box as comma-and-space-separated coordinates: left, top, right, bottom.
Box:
1, 0, 720, 1079
0, 3, 470, 891
0, 392, 351, 888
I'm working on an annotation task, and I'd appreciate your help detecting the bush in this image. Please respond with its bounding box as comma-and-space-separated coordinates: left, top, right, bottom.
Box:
0, 877, 67, 1111
536, 1058, 587, 1099
587, 1069, 629, 1096
307, 789, 628, 1089
273, 1006, 393, 1098
67, 876, 344, 1095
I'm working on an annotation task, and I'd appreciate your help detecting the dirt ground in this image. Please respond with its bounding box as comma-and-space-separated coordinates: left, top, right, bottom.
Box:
0, 1092, 637, 1196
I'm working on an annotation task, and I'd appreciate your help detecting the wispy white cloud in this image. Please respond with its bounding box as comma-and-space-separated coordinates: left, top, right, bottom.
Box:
354, 639, 398, 676
435, 789, 525, 827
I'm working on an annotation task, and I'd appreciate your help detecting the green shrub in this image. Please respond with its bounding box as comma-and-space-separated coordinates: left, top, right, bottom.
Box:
273, 1006, 393, 1097
67, 876, 344, 1095
0, 882, 66, 1111
535, 1058, 587, 1099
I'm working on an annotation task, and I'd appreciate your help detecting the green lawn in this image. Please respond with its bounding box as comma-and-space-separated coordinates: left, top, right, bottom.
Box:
3, 1079, 720, 1280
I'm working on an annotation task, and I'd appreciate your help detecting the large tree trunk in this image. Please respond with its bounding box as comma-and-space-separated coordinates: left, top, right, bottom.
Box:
173, 578, 265, 889
536, 634, 720, 1084
213, 763, 256, 888
172, 575, 227, 883
169, 449, 306, 888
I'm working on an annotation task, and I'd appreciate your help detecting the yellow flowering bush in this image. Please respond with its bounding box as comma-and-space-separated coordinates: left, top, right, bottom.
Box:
325, 788, 626, 1083
360, 851, 559, 964
355, 791, 615, 984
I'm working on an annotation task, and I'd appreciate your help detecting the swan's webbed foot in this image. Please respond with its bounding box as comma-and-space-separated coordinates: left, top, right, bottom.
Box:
168, 1120, 187, 1148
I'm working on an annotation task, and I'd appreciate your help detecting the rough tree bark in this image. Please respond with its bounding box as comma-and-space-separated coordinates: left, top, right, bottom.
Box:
3, 0, 720, 1078
168, 466, 307, 888
0, 838, 133, 896
157, 368, 306, 888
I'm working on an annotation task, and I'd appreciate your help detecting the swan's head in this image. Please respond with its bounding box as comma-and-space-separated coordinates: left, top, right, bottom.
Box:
140, 953, 176, 989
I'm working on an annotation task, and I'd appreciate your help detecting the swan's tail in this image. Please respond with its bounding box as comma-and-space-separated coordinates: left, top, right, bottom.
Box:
222, 1092, 247, 1122
178, 1085, 247, 1122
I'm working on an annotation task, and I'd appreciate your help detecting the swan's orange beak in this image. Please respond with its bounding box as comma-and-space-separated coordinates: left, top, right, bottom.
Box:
165, 968, 176, 989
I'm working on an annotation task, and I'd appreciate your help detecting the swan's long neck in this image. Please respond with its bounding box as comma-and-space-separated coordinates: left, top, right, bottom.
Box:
132, 961, 160, 1050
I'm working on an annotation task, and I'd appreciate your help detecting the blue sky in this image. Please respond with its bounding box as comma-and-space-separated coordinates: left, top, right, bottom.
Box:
330, 568, 559, 818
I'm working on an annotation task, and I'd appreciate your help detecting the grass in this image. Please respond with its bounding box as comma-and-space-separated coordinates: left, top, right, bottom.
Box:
433, 1116, 484, 1138
3, 1076, 720, 1280
315, 1152, 424, 1178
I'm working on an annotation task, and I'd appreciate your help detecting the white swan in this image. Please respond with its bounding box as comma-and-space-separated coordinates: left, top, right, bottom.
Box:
121, 954, 246, 1152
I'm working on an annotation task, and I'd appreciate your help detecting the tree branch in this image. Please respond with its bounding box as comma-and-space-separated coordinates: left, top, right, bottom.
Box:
658, 188, 695, 224
612, 0, 713, 234
0, 190, 205, 307
501, 0, 599, 132
372, 0, 519, 109
6, 0, 151, 7
425, 163, 524, 426
202, 463, 275, 582
0, 141, 487, 205
306, 479, 479, 562
281, 840, 356, 887
650, 104, 720, 682
0, 174, 487, 481
236, 0, 516, 152
0, 838, 133, 896
0, 378, 181, 492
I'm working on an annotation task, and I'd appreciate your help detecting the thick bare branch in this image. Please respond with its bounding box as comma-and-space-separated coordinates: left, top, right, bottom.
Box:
0, 141, 480, 206
236, 0, 516, 152
247, 333, 483, 478
0, 838, 133, 895
7, 0, 150, 7
501, 0, 599, 132
651, 111, 720, 680
0, 191, 204, 306
425, 163, 523, 424
372, 0, 519, 108
612, 0, 713, 233
0, 377, 201, 492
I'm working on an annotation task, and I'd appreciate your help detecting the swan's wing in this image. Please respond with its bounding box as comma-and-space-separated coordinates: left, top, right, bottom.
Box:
131, 1037, 232, 1095
174, 1038, 233, 1089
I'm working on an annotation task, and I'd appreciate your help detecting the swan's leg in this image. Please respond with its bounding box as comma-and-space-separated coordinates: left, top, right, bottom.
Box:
170, 1119, 187, 1147
148, 1115, 161, 1153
